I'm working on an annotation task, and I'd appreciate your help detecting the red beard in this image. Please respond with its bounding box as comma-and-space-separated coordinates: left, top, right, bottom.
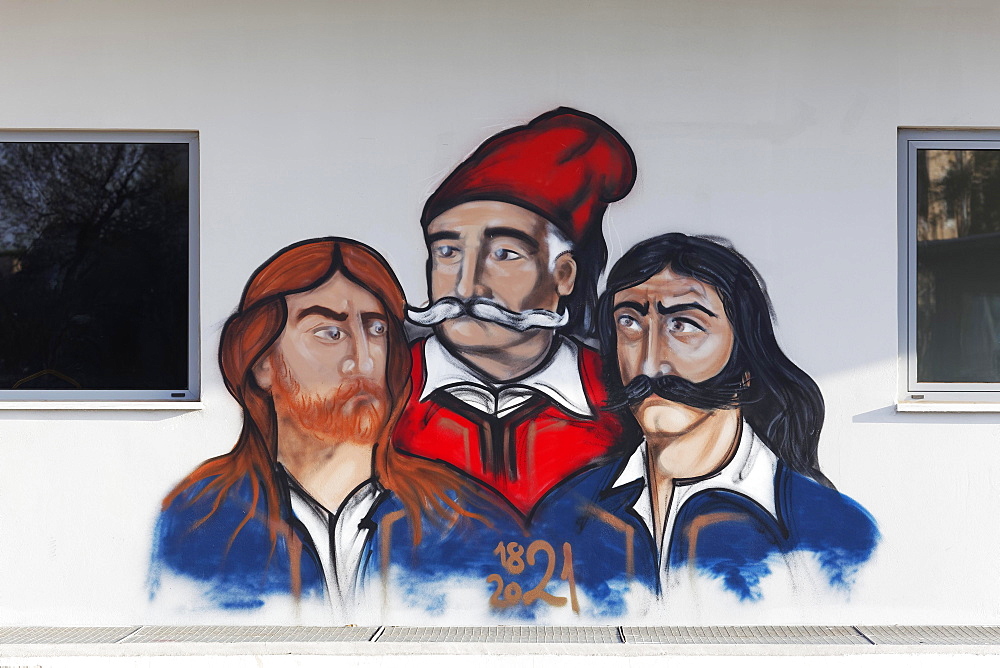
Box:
271, 359, 388, 445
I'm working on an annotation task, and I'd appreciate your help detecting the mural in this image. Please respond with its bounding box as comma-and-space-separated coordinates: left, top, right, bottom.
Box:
149, 238, 489, 621
150, 108, 879, 622
593, 234, 880, 607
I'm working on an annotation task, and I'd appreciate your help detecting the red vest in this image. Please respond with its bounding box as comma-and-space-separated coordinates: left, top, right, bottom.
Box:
394, 338, 623, 515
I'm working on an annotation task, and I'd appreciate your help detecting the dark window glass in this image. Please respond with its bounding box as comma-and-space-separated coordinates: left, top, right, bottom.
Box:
916, 149, 1000, 383
0, 142, 189, 391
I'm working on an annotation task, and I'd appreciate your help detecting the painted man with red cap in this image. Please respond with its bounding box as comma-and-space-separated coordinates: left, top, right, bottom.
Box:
396, 108, 637, 516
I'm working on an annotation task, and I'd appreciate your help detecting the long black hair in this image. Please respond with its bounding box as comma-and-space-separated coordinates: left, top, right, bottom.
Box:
596, 233, 832, 488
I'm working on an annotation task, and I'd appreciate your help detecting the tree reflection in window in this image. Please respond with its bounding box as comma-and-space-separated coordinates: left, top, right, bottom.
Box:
916, 149, 1000, 383
0, 142, 189, 391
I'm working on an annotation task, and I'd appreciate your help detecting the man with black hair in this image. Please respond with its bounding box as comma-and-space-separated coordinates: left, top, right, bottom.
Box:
574, 233, 880, 603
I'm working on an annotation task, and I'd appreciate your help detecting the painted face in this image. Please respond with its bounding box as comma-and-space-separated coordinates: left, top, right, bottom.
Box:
613, 266, 735, 436
261, 272, 390, 444
426, 200, 575, 352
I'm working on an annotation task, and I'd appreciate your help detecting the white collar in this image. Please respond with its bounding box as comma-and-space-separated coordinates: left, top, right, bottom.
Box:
285, 473, 381, 613
420, 334, 594, 418
612, 419, 779, 529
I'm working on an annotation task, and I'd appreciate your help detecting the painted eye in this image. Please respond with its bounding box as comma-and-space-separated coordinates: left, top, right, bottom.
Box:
667, 318, 704, 334
368, 320, 387, 337
434, 245, 459, 259
313, 326, 343, 342
617, 314, 641, 331
491, 247, 522, 261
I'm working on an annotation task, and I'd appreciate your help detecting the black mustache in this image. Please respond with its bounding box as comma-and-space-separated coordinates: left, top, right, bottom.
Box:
606, 369, 748, 412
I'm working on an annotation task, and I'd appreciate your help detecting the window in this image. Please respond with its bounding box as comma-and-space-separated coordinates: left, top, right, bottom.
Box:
0, 131, 199, 403
898, 129, 1000, 407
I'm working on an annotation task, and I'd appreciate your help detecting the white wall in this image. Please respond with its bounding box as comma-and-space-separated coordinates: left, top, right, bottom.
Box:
0, 0, 998, 625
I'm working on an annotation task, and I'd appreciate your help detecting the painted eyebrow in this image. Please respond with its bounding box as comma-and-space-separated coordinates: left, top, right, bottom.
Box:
296, 305, 347, 322
656, 301, 718, 318
613, 300, 649, 316
426, 231, 461, 244
484, 227, 540, 251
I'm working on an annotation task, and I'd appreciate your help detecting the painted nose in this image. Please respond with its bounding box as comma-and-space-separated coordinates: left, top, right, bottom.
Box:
341, 331, 375, 376
642, 326, 673, 378
455, 250, 489, 301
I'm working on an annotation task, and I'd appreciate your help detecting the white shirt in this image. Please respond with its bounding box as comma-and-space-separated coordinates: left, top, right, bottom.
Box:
610, 421, 779, 583
420, 334, 594, 418
285, 473, 380, 616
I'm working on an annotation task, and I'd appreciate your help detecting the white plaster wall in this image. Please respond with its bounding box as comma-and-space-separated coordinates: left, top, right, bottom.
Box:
0, 0, 998, 625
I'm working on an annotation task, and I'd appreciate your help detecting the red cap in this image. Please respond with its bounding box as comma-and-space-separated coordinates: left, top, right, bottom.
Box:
421, 107, 636, 244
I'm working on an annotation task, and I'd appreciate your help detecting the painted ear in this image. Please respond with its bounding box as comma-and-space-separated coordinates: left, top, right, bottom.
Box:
253, 354, 274, 391
554, 252, 577, 298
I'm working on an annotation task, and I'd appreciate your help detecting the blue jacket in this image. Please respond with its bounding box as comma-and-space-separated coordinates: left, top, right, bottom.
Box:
568, 439, 881, 602
662, 460, 880, 600
365, 443, 879, 615
364, 461, 658, 620
150, 471, 389, 611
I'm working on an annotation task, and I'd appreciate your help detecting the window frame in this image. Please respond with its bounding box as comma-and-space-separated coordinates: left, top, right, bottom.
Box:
898, 128, 1000, 409
0, 130, 200, 405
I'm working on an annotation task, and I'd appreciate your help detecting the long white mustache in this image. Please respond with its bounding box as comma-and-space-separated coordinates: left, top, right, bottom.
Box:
406, 297, 569, 332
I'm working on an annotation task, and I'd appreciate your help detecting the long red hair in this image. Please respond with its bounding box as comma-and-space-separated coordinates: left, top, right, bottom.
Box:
164, 238, 481, 596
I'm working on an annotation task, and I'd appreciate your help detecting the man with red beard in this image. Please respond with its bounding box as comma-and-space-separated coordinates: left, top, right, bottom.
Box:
150, 238, 471, 619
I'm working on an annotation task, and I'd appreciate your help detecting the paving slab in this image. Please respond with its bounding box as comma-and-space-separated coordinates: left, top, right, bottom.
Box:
858, 626, 1000, 645
121, 625, 379, 643
0, 627, 139, 644
622, 626, 869, 645
377, 626, 621, 643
